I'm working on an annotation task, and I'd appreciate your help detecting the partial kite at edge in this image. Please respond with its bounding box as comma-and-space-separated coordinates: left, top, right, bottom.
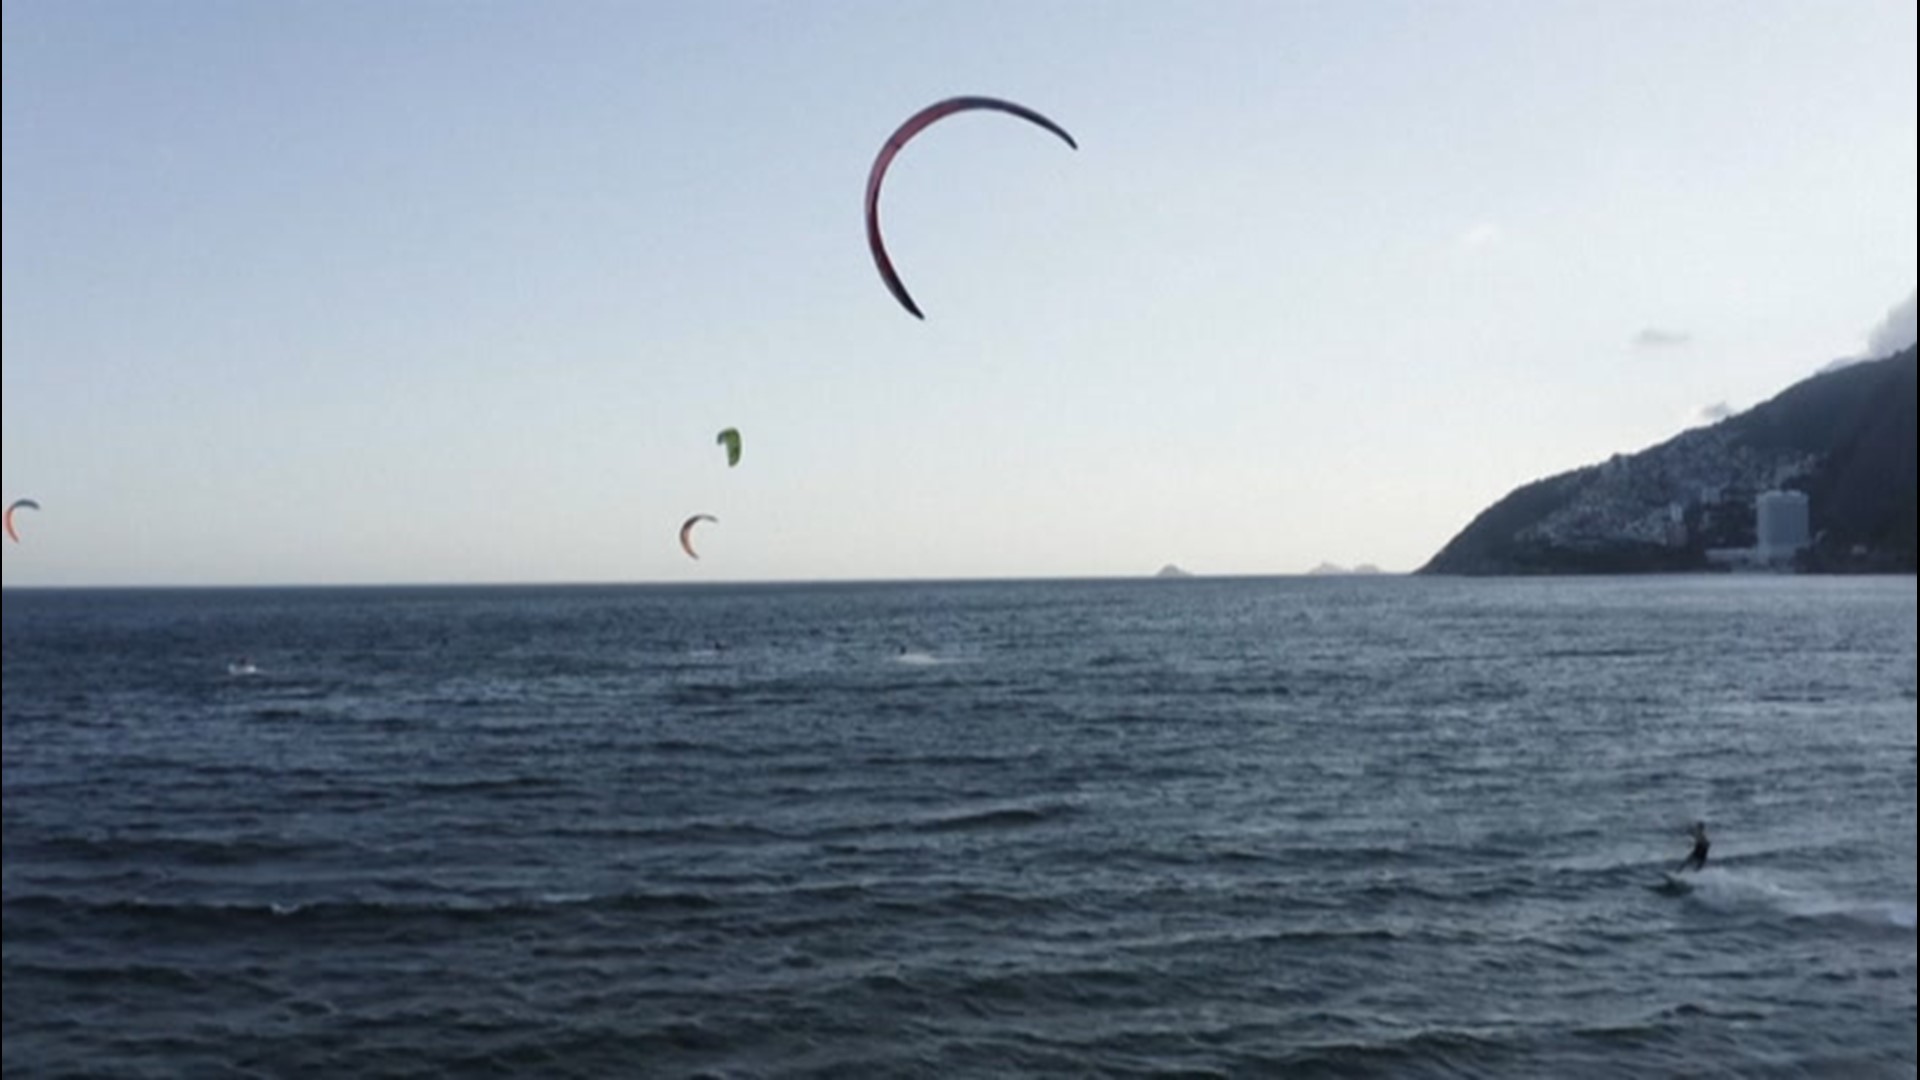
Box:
4, 499, 40, 544
864, 96, 1078, 320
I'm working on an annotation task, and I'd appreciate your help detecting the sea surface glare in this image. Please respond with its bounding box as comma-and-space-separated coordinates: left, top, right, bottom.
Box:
3, 576, 1915, 1078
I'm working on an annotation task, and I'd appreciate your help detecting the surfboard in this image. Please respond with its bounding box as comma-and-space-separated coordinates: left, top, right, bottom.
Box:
1648, 872, 1693, 896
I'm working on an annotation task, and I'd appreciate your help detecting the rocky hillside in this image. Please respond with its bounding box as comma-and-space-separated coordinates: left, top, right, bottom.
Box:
1420, 347, 1916, 574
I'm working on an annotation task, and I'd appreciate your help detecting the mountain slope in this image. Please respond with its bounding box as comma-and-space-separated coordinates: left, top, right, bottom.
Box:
1420, 347, 1917, 574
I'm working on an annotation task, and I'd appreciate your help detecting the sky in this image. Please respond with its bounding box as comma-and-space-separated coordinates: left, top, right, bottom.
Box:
3, 1, 1916, 587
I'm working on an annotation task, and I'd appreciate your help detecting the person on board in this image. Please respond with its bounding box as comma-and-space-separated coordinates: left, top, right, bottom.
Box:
1676, 821, 1710, 873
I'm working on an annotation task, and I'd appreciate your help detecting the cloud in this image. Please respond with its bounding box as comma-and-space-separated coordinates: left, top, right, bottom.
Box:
1820, 290, 1917, 373
1696, 401, 1735, 423
1864, 290, 1917, 358
1633, 327, 1692, 349
1457, 222, 1502, 251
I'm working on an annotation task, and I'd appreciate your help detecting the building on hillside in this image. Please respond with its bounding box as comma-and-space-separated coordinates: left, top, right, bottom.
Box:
1756, 490, 1810, 563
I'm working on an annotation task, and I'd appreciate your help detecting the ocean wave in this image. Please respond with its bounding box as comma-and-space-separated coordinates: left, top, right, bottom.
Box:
858, 751, 1019, 769
892, 651, 947, 666
907, 802, 1079, 833
408, 775, 568, 797
1679, 869, 1918, 931
4, 959, 218, 993
944, 964, 1163, 1012
1277, 1025, 1525, 1078
1787, 898, 1918, 932
546, 820, 794, 844
25, 832, 334, 867
1, 886, 734, 935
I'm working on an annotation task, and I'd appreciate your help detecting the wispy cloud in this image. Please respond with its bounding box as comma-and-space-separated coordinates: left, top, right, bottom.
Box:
1633, 327, 1692, 349
1865, 290, 1917, 358
1696, 401, 1735, 423
1821, 289, 1917, 373
1457, 222, 1502, 251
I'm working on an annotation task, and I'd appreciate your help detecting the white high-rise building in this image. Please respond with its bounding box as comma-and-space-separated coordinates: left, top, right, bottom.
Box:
1756, 490, 1810, 561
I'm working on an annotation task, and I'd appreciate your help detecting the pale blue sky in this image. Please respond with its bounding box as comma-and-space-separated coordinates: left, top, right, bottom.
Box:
4, 1, 1915, 585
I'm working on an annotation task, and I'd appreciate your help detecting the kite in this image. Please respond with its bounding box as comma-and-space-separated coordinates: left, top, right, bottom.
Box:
716, 428, 742, 467
4, 499, 39, 544
679, 514, 717, 560
864, 96, 1077, 319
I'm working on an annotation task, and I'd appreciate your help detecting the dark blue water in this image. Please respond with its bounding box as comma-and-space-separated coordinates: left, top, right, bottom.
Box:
4, 576, 1915, 1078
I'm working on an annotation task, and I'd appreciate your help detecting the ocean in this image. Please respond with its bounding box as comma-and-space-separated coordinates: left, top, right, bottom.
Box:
2, 576, 1914, 1078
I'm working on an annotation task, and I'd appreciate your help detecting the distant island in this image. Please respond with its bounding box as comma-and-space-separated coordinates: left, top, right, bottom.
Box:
1306, 562, 1386, 576
1421, 346, 1917, 574
1154, 564, 1195, 578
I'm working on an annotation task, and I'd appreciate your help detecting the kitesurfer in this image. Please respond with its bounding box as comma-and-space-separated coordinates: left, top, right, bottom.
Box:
1676, 821, 1709, 873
